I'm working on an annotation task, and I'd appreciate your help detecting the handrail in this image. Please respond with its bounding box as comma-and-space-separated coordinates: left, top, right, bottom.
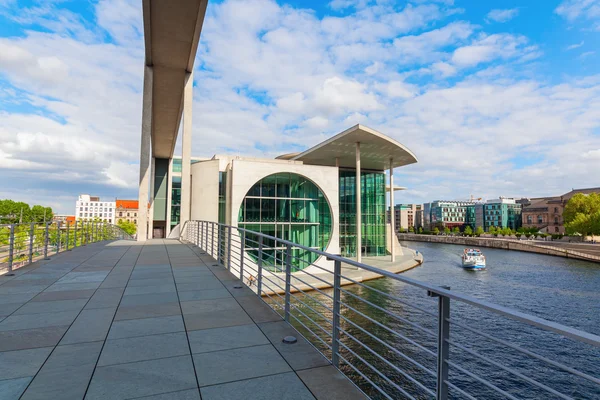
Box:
0, 221, 132, 276
181, 220, 600, 400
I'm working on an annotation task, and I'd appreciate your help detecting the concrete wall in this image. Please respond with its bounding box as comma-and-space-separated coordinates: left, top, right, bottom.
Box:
229, 159, 340, 273
191, 160, 220, 222
398, 234, 600, 263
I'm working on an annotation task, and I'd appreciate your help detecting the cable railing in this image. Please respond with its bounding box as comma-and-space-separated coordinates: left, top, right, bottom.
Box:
0, 221, 132, 276
181, 220, 600, 400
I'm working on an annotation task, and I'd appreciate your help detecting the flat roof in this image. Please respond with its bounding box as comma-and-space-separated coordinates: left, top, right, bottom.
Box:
278, 124, 418, 170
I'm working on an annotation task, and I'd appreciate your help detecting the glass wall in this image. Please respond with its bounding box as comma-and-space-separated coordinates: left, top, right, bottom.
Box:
238, 173, 332, 271
339, 170, 386, 258
170, 176, 181, 231
218, 171, 227, 224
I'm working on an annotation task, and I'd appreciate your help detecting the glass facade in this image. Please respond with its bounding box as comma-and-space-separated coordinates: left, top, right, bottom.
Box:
238, 173, 332, 271
218, 171, 227, 224
339, 170, 386, 258
170, 176, 181, 230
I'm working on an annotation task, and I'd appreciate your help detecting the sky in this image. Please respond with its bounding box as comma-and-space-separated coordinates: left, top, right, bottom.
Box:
0, 0, 599, 214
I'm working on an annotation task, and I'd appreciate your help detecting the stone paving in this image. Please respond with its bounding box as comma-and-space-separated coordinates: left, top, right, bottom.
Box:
0, 239, 366, 400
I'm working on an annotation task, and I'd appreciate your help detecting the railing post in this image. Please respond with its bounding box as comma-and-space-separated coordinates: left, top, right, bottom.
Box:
239, 231, 245, 281
7, 224, 15, 276
257, 236, 263, 296
56, 222, 61, 254
217, 224, 223, 264
284, 243, 292, 322
43, 222, 50, 260
28, 222, 34, 264
82, 221, 86, 246
227, 226, 232, 271
436, 294, 451, 400
197, 221, 200, 247
74, 220, 78, 248
332, 259, 342, 367
66, 221, 70, 251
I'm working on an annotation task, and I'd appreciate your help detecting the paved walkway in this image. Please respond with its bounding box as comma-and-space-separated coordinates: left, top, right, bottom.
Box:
0, 239, 366, 400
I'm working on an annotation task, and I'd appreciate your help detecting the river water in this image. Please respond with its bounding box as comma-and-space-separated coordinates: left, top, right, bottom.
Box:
275, 241, 600, 399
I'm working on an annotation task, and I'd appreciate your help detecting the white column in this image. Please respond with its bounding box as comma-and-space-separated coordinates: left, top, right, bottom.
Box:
137, 66, 152, 242
180, 71, 193, 227
389, 158, 395, 262
165, 157, 173, 237
148, 157, 155, 238
356, 142, 361, 263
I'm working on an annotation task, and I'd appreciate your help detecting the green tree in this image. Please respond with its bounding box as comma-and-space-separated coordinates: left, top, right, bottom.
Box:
443, 226, 451, 235
408, 226, 415, 233
117, 220, 137, 236
475, 226, 484, 236
488, 226, 496, 235
453, 226, 460, 234
564, 193, 600, 238
418, 227, 423, 234
464, 226, 473, 236
433, 227, 440, 235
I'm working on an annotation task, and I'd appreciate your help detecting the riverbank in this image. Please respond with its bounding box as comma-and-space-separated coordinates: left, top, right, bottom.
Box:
399, 233, 600, 264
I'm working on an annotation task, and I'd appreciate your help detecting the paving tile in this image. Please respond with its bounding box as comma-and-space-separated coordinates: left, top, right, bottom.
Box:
235, 295, 283, 323
119, 292, 180, 307
200, 372, 315, 400
0, 310, 79, 331
193, 344, 291, 387
85, 287, 124, 309
183, 307, 253, 331
297, 366, 368, 400
0, 326, 68, 352
176, 281, 224, 291
21, 342, 104, 400
60, 308, 116, 345
14, 298, 88, 315
0, 347, 53, 380
85, 355, 197, 400
44, 282, 102, 292
0, 376, 32, 399
180, 297, 242, 315
108, 315, 185, 340
258, 321, 330, 370
124, 284, 176, 296
178, 288, 231, 301
98, 332, 190, 366
31, 289, 96, 302
0, 293, 37, 304
0, 285, 47, 294
188, 324, 269, 354
127, 278, 172, 287
0, 303, 27, 318
128, 389, 201, 400
114, 302, 181, 321
56, 271, 109, 284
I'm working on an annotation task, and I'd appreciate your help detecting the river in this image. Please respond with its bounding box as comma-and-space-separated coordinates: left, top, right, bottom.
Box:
274, 241, 600, 399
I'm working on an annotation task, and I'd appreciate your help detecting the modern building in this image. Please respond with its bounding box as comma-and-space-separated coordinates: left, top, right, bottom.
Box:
75, 195, 115, 223
483, 197, 522, 231
426, 200, 475, 229
52, 215, 75, 224
520, 187, 600, 234
388, 204, 422, 232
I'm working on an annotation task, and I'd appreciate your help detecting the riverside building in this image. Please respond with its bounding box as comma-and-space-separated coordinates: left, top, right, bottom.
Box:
142, 124, 418, 268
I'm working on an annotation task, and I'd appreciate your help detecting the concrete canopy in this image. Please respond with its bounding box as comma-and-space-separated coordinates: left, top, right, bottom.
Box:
143, 0, 208, 159
280, 124, 418, 170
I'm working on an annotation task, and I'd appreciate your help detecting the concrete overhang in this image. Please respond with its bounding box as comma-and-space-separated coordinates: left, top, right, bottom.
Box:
386, 185, 407, 192
281, 124, 418, 170
143, 0, 208, 159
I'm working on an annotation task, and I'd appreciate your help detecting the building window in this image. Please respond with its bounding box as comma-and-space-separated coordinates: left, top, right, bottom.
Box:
555, 227, 559, 232
554, 207, 558, 213
537, 215, 543, 224
527, 215, 532, 224
555, 217, 559, 224
119, 212, 123, 217
239, 172, 333, 271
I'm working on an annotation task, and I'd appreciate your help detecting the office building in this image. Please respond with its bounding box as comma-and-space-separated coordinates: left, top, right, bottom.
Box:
483, 197, 522, 231
75, 195, 115, 223
387, 204, 423, 232
426, 200, 475, 229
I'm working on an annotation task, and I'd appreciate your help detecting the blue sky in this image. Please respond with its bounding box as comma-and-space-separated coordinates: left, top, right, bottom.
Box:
0, 0, 599, 214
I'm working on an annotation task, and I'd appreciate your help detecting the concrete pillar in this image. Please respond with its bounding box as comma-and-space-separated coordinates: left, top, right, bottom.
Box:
356, 142, 361, 263
148, 157, 155, 238
137, 66, 152, 241
389, 158, 395, 262
180, 71, 193, 227
166, 157, 173, 237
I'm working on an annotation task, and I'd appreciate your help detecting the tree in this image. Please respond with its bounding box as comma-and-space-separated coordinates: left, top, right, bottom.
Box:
488, 226, 496, 235
117, 220, 137, 236
433, 227, 440, 235
564, 193, 600, 238
418, 227, 423, 234
444, 226, 451, 235
475, 226, 484, 236
408, 226, 415, 233
453, 226, 460, 234
464, 225, 473, 236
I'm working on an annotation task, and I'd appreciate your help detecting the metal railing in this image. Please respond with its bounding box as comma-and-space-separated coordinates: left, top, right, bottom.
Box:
182, 220, 600, 400
0, 221, 132, 276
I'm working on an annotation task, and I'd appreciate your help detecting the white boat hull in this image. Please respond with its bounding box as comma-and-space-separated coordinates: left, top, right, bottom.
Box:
462, 258, 486, 269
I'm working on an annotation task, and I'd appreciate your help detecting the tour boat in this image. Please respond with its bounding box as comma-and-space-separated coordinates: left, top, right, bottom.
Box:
461, 248, 486, 270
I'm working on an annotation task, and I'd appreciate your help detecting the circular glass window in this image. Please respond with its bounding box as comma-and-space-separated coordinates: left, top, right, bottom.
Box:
238, 173, 332, 271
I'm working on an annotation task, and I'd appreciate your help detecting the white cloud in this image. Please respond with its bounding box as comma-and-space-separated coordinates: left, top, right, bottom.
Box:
486, 8, 519, 23
451, 33, 538, 68
566, 41, 585, 50
555, 0, 600, 30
